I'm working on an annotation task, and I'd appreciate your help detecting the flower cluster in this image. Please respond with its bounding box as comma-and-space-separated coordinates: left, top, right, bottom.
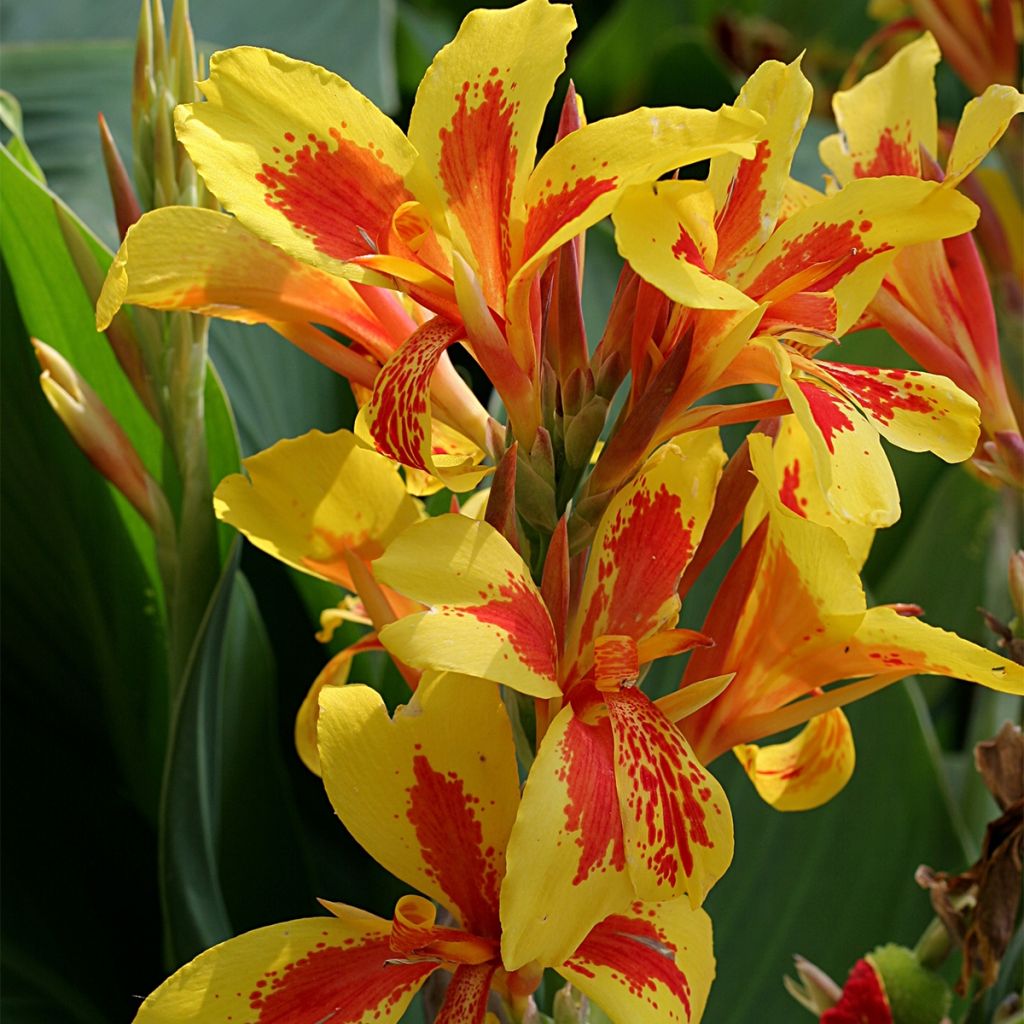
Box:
101, 1, 1023, 1021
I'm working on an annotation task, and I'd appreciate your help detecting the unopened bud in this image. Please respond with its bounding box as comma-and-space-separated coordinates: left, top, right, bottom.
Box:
32, 339, 167, 532
1010, 551, 1024, 627
552, 983, 588, 1023
564, 395, 608, 469
529, 427, 556, 489
784, 955, 842, 1016
516, 448, 557, 532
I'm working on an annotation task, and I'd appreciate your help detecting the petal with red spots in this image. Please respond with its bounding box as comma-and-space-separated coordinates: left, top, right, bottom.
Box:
436, 963, 499, 1024
317, 674, 521, 937
570, 429, 725, 676
501, 700, 634, 970
374, 515, 561, 698
606, 687, 733, 905
816, 361, 980, 464
176, 47, 420, 275
559, 900, 715, 1024
366, 317, 490, 491
131, 911, 434, 1024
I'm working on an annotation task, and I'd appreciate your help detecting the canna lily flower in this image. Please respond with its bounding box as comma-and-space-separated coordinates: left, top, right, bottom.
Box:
820, 32, 1024, 487
98, 0, 765, 483
374, 429, 734, 967
605, 55, 984, 522
677, 430, 1024, 812
132, 673, 716, 1024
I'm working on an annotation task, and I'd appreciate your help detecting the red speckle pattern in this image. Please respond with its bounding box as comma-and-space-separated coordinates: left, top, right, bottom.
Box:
670, 225, 709, 271
558, 708, 627, 885
406, 755, 502, 938
246, 934, 433, 1022
821, 959, 893, 1024
256, 130, 414, 260
438, 77, 518, 306
822, 363, 935, 426
523, 174, 618, 264
565, 906, 694, 1021
578, 482, 694, 656
462, 571, 559, 682
368, 317, 461, 468
778, 460, 809, 518
715, 139, 771, 269
797, 382, 856, 454
853, 125, 917, 178
606, 688, 717, 889
748, 219, 885, 299
435, 963, 497, 1024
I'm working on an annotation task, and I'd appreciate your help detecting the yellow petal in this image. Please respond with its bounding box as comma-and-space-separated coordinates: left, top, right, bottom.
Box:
559, 900, 714, 1024
612, 181, 757, 310
774, 345, 902, 527
743, 415, 876, 569
176, 47, 421, 274
500, 702, 635, 969
817, 361, 980, 463
407, 0, 576, 313
820, 33, 940, 184
375, 515, 560, 698
364, 317, 492, 492
213, 428, 421, 587
607, 688, 733, 905
132, 910, 434, 1023
569, 430, 726, 677
295, 633, 382, 775
318, 673, 520, 936
734, 708, 855, 811
96, 208, 394, 360
737, 177, 979, 334
945, 84, 1024, 187
706, 56, 814, 273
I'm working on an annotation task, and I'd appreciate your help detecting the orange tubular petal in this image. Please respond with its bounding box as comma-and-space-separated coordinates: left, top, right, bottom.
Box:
569, 430, 725, 677
176, 47, 420, 274
606, 688, 732, 905
131, 910, 434, 1024
407, 0, 576, 314
559, 900, 714, 1024
501, 701, 634, 970
734, 708, 855, 811
436, 964, 499, 1024
318, 674, 521, 937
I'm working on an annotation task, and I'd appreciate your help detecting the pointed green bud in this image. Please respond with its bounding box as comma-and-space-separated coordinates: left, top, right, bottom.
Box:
564, 395, 608, 470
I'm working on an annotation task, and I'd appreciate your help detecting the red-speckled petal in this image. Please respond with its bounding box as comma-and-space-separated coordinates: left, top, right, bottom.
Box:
132, 910, 434, 1024
365, 317, 491, 491
407, 0, 576, 313
374, 515, 561, 698
501, 699, 635, 970
816, 361, 980, 463
569, 429, 725, 676
559, 899, 714, 1024
318, 674, 521, 937
606, 688, 732, 905
436, 963, 498, 1024
176, 47, 422, 275
735, 708, 855, 811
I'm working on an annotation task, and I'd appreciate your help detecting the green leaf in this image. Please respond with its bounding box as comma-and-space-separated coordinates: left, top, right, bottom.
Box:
702, 682, 967, 1022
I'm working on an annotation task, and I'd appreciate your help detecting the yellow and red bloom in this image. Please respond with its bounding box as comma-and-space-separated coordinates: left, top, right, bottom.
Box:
676, 430, 1023, 811
604, 55, 984, 521
821, 32, 1024, 486
131, 674, 716, 1024
373, 429, 735, 966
